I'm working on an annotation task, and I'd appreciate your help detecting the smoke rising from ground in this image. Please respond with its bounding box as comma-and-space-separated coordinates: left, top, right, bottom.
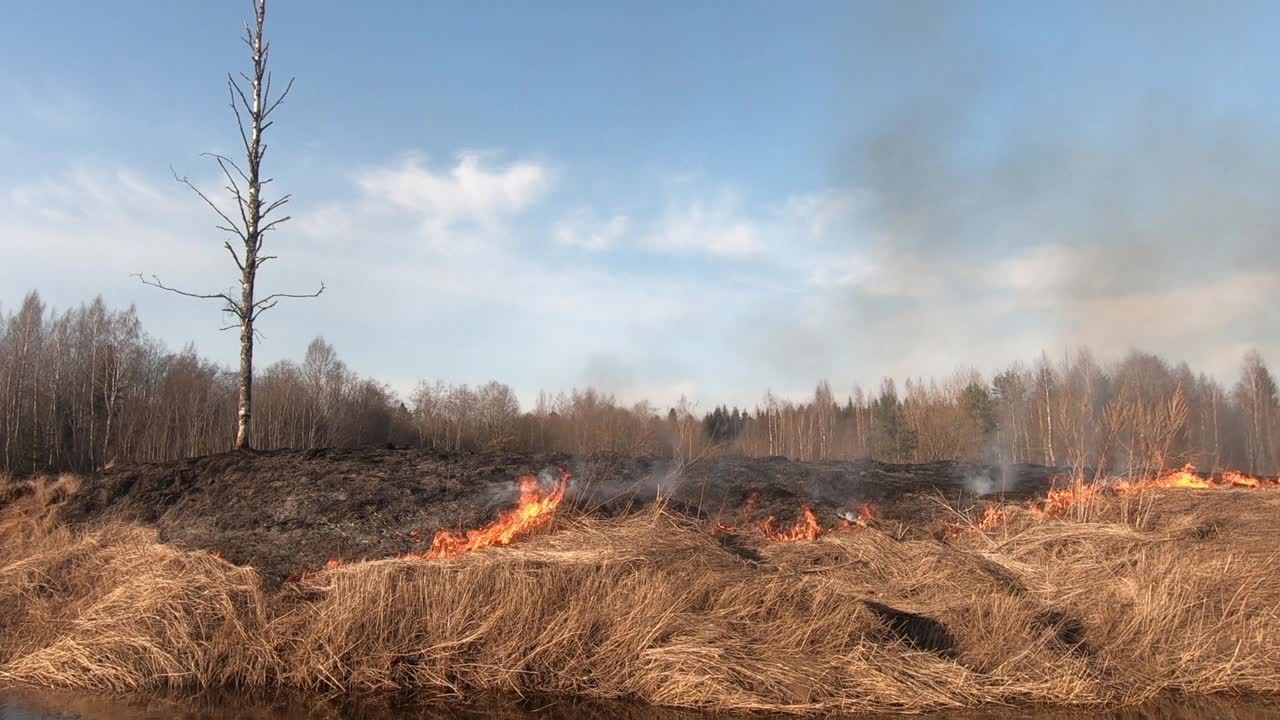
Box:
740, 1, 1279, 390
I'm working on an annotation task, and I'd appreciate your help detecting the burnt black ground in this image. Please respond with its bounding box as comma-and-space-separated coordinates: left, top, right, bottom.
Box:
60, 447, 1071, 583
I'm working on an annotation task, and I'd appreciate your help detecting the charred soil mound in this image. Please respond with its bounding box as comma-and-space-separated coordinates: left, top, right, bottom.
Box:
61, 448, 1066, 582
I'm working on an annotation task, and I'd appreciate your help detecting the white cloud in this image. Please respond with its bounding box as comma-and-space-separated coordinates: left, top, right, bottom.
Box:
560, 184, 854, 262
648, 192, 763, 257
1, 166, 218, 270
0, 159, 724, 404
292, 203, 355, 242
6, 155, 1274, 415
782, 190, 858, 239
356, 152, 551, 228
553, 209, 629, 252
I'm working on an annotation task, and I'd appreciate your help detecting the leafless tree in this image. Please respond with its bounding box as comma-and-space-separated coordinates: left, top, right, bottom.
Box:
134, 0, 322, 449
4, 285, 1278, 475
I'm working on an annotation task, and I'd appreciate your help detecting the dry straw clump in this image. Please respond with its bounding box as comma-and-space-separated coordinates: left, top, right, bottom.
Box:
0, 475, 274, 692
1, 474, 1277, 715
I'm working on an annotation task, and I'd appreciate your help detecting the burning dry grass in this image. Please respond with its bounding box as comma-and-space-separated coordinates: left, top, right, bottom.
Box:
1, 474, 1278, 714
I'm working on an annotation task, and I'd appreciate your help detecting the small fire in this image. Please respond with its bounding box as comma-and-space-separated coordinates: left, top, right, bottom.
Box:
716, 496, 877, 541
324, 558, 343, 570
1156, 465, 1213, 489
977, 505, 1008, 531
840, 503, 878, 528
974, 465, 1277, 533
418, 470, 570, 560
858, 503, 878, 526
1222, 470, 1262, 488
761, 506, 823, 542
1033, 483, 1103, 518
1130, 465, 1272, 491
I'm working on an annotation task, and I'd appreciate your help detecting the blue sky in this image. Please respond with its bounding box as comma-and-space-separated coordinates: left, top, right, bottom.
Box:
3, 1, 1278, 410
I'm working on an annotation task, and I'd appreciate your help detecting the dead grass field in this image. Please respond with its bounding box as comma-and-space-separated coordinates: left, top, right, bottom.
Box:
1, 473, 1278, 715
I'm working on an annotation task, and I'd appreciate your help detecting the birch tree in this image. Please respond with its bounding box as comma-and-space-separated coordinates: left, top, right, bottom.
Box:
135, 0, 322, 449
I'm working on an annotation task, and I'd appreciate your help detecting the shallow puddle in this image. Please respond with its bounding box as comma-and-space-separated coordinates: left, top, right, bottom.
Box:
1, 687, 1278, 719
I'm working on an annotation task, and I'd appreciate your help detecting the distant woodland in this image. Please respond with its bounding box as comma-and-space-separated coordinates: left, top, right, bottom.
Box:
1, 291, 1276, 477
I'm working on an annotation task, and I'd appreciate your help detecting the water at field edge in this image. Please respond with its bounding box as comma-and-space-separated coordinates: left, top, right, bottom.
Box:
1, 687, 1279, 720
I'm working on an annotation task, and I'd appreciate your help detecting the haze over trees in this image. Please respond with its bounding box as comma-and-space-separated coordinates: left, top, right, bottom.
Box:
1, 291, 1277, 478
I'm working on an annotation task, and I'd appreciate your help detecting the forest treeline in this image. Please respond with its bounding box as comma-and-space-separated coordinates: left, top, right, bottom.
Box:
1, 291, 1277, 476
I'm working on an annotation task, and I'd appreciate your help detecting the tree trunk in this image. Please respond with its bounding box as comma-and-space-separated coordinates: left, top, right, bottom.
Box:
1043, 379, 1056, 465
236, 282, 254, 450
235, 261, 256, 449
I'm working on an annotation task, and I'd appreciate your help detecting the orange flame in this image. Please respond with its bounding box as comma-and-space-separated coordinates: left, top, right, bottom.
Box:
1140, 465, 1272, 490
717, 497, 875, 540
419, 470, 570, 560
761, 506, 823, 542
1222, 470, 1262, 488
1156, 464, 1213, 489
977, 505, 1008, 531
973, 465, 1277, 534
857, 503, 878, 526
841, 503, 879, 528
1033, 483, 1103, 518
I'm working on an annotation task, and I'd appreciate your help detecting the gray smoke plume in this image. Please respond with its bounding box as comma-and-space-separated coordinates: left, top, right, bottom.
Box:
745, 2, 1279, 386
964, 473, 996, 497
563, 459, 686, 510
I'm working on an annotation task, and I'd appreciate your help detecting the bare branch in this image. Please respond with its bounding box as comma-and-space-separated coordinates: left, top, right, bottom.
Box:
252, 282, 324, 308
264, 76, 294, 117
250, 281, 325, 320
223, 241, 245, 272
217, 320, 262, 341
132, 273, 242, 316
228, 74, 253, 114
256, 254, 278, 267
262, 193, 291, 218
227, 78, 253, 158
250, 300, 279, 320
171, 166, 247, 241
259, 215, 291, 235
204, 152, 251, 231
202, 151, 249, 185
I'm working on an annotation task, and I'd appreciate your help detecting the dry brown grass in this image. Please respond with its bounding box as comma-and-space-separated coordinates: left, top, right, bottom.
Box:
1, 474, 1278, 715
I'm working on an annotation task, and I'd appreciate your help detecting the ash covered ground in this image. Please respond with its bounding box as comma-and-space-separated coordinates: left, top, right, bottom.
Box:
61, 448, 1070, 583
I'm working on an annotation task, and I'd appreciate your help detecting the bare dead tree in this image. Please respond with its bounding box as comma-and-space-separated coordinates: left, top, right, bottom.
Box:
135, 0, 322, 450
